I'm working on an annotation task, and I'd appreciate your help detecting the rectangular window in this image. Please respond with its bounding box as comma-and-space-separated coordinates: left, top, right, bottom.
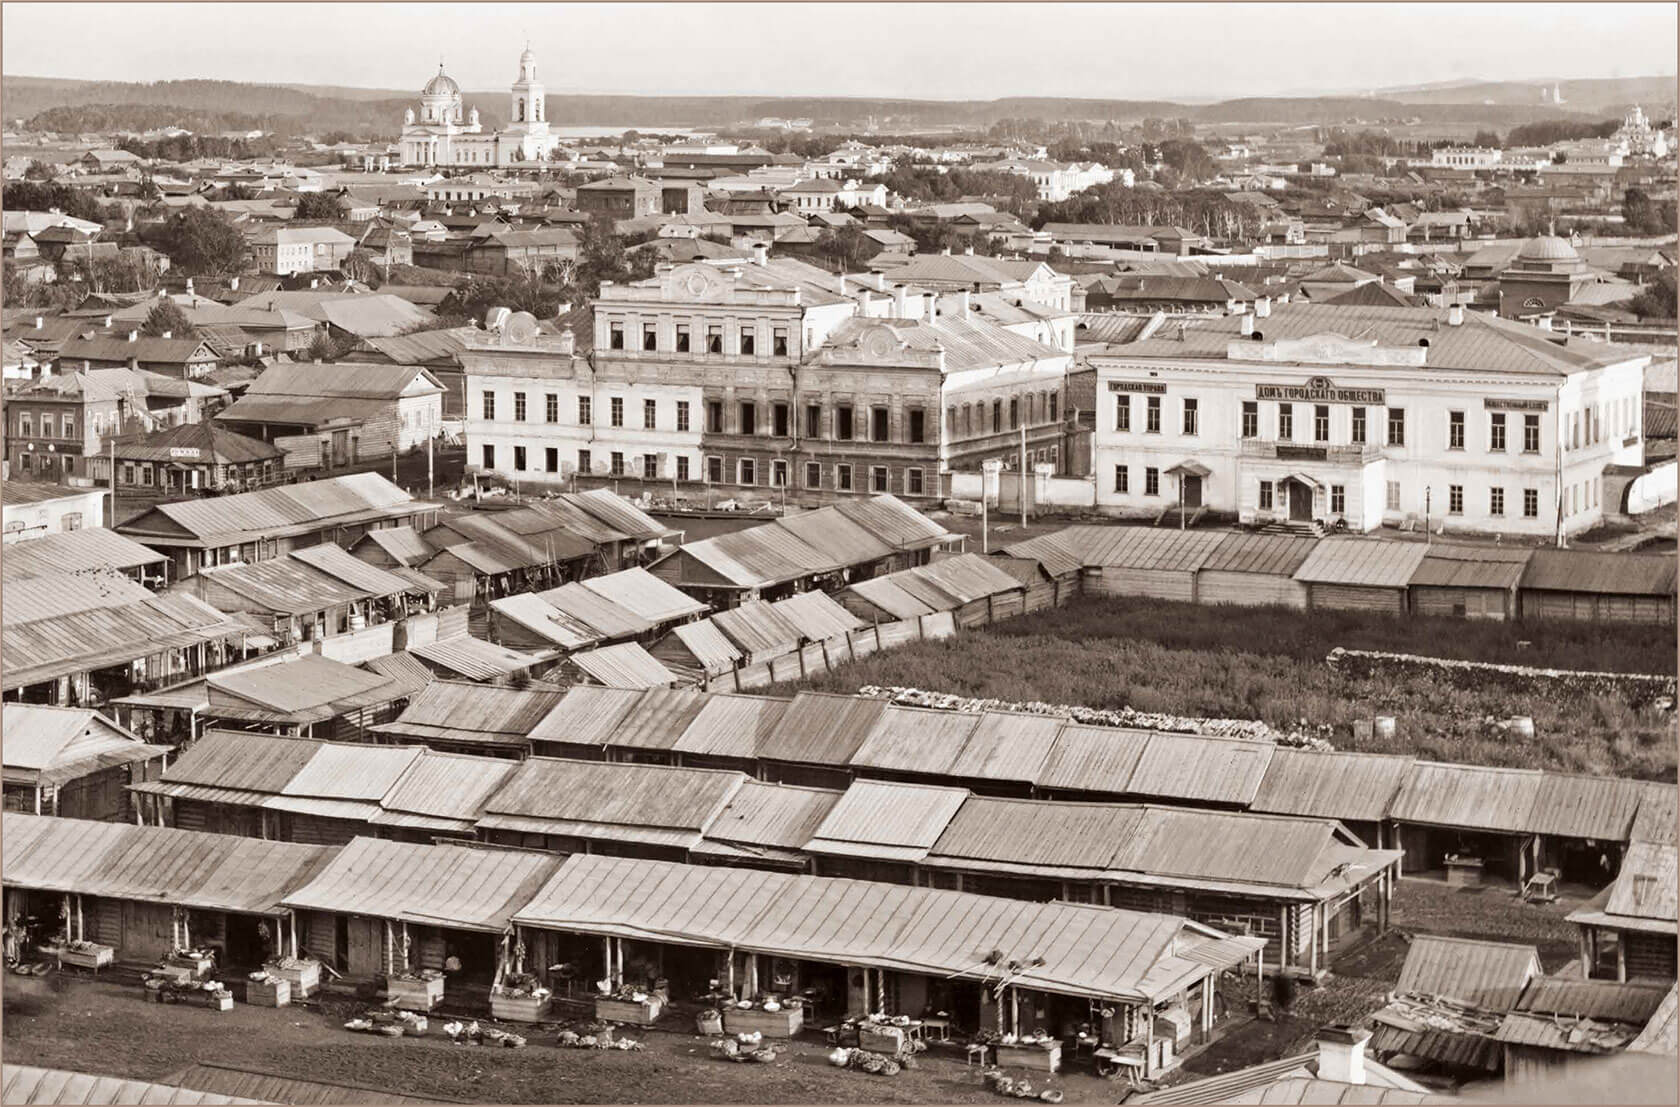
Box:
62, 415, 75, 440
514, 392, 527, 422
121, 461, 135, 485
642, 323, 657, 351
706, 325, 722, 354
836, 463, 853, 491
706, 455, 723, 483
481, 391, 495, 420
141, 463, 153, 485
1240, 400, 1257, 439
771, 458, 787, 487
773, 403, 790, 437
1009, 398, 1020, 429
1351, 406, 1367, 445
675, 324, 690, 353
611, 451, 625, 476
1448, 410, 1465, 450
1449, 484, 1463, 515
578, 448, 591, 474
1115, 395, 1131, 432
1489, 412, 1507, 451
871, 406, 889, 442
513, 445, 527, 471
805, 404, 821, 438
1387, 407, 1405, 446
1145, 396, 1161, 434
707, 401, 724, 434
1330, 484, 1345, 514
908, 409, 925, 443
1386, 480, 1401, 511
740, 327, 756, 355
992, 400, 1003, 432
737, 458, 756, 485
837, 406, 854, 441
1144, 467, 1160, 496
676, 401, 690, 432
1571, 412, 1579, 449
545, 447, 558, 473
906, 468, 924, 495
1314, 404, 1329, 443
18, 412, 31, 438
609, 322, 624, 350
1490, 486, 1505, 516
740, 402, 756, 436
1183, 397, 1199, 436
1259, 480, 1273, 509
1114, 465, 1129, 494
676, 456, 690, 481
610, 397, 624, 427
578, 396, 592, 425
1278, 403, 1293, 441
772, 328, 788, 357
481, 443, 495, 469
642, 454, 658, 480
1049, 394, 1058, 422
871, 465, 889, 492
545, 394, 559, 423
1523, 414, 1540, 453
1523, 488, 1539, 518
643, 399, 657, 429
804, 461, 821, 488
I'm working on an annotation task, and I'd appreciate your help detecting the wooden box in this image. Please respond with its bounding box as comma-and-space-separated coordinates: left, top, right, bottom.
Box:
996, 1042, 1062, 1073
204, 990, 235, 1012
166, 953, 216, 977
723, 1006, 804, 1039
54, 944, 114, 970
1445, 857, 1485, 888
595, 996, 663, 1025
153, 963, 201, 985
246, 977, 291, 1007
489, 992, 551, 1023
386, 975, 445, 1010
264, 960, 321, 998
857, 1025, 906, 1054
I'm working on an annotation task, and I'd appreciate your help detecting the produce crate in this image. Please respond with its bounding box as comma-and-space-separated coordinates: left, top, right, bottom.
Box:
166, 953, 216, 978
246, 977, 291, 1008
858, 1025, 906, 1054
595, 996, 662, 1025
264, 960, 321, 998
152, 963, 201, 985
996, 1042, 1062, 1073
723, 1006, 804, 1039
386, 975, 445, 1010
489, 992, 551, 1023
52, 944, 114, 971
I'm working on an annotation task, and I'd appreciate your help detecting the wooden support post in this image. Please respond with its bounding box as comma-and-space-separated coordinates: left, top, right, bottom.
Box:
1579, 928, 1593, 979
603, 937, 614, 988
290, 911, 300, 959
384, 920, 395, 975
1279, 905, 1291, 973
726, 947, 735, 997
75, 896, 83, 942
1617, 935, 1627, 983
1009, 985, 1018, 1035
1309, 904, 1319, 979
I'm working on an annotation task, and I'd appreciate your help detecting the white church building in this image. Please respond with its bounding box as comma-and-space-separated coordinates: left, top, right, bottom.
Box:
399, 46, 562, 168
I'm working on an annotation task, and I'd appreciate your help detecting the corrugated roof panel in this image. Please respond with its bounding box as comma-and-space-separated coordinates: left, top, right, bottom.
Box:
1123, 733, 1275, 807
488, 592, 603, 650
807, 779, 970, 859
768, 590, 865, 641
1249, 749, 1415, 824
288, 542, 427, 598
885, 569, 964, 612
609, 686, 711, 750
929, 796, 1146, 874
281, 837, 559, 932
709, 600, 804, 657
207, 654, 395, 715
1200, 532, 1320, 576
760, 691, 887, 765
1113, 807, 1349, 890
1035, 724, 1151, 793
1390, 761, 1545, 833
3, 589, 246, 692
672, 693, 790, 758
372, 750, 517, 825
917, 553, 1027, 602
478, 757, 744, 837
1294, 538, 1431, 588
160, 1061, 457, 1106
848, 704, 980, 776
946, 710, 1066, 784
187, 557, 373, 615
1395, 934, 1541, 1008
569, 641, 682, 689
1521, 550, 1677, 596
355, 526, 434, 567
282, 743, 423, 802
1075, 527, 1227, 572
3, 570, 154, 623
579, 566, 708, 624
562, 488, 677, 541
1515, 978, 1672, 1024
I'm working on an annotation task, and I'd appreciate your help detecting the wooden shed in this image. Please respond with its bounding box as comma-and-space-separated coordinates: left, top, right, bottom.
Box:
1059, 526, 1226, 603
1409, 544, 1532, 621
1519, 550, 1677, 625
1294, 537, 1430, 615
1195, 532, 1317, 610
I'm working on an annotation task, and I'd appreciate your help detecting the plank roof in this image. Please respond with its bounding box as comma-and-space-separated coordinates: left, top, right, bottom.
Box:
672, 692, 790, 758
1294, 537, 1431, 588
945, 709, 1066, 784
848, 703, 982, 776
527, 685, 645, 749
806, 779, 971, 862
1394, 935, 1542, 1009
0, 528, 165, 582
1035, 724, 1152, 793
760, 691, 888, 765
1249, 748, 1415, 824
1122, 733, 1275, 807
477, 757, 745, 848
2, 1065, 271, 1106
370, 680, 564, 747
579, 565, 708, 623
567, 641, 681, 689
1521, 550, 1677, 596
1390, 761, 1545, 833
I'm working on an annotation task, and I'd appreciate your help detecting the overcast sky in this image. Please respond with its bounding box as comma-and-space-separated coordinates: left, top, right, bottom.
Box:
4, 2, 1674, 100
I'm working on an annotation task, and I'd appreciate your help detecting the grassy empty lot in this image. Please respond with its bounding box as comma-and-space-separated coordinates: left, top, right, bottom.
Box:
777, 597, 1676, 779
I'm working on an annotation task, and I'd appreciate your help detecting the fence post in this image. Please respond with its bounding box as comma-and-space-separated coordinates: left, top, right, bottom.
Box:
874, 624, 883, 651
987, 594, 995, 625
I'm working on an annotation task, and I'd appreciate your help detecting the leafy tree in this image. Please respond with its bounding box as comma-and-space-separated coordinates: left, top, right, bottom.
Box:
1622, 188, 1676, 236
157, 208, 249, 276
1472, 130, 1503, 148
1506, 119, 1621, 147
141, 298, 192, 337
813, 225, 878, 271
1627, 269, 1677, 320
23, 160, 56, 181
293, 191, 347, 221
341, 247, 383, 288
3, 180, 107, 223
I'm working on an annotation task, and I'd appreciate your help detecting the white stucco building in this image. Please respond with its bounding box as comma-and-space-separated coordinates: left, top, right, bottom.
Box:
1086, 301, 1648, 538
399, 47, 562, 168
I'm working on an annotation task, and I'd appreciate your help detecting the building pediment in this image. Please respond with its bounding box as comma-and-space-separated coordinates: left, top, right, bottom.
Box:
1227, 331, 1428, 368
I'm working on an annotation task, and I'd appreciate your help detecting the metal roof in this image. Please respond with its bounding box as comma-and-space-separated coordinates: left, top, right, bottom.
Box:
806, 779, 971, 862
945, 709, 1065, 783
527, 685, 644, 748
760, 691, 887, 765
281, 837, 559, 933
1112, 807, 1374, 893
1123, 733, 1275, 807
560, 488, 676, 541
1390, 761, 1546, 833
162, 730, 321, 793
666, 619, 743, 675
354, 526, 434, 567
3, 813, 333, 915
4, 570, 155, 624
709, 600, 804, 657
158, 1062, 458, 1106
207, 654, 401, 719
0, 528, 165, 582
1528, 773, 1649, 841
184, 558, 372, 616
771, 507, 896, 567
579, 566, 708, 624
1, 1065, 272, 1106
373, 681, 565, 745
698, 779, 842, 855
1250, 748, 1415, 824
1294, 537, 1432, 588
678, 526, 835, 589
409, 634, 540, 681
1605, 841, 1678, 924
881, 568, 965, 612
119, 472, 430, 548
1395, 934, 1541, 1008
830, 494, 954, 551
283, 743, 422, 802
1409, 543, 1533, 590
1631, 784, 1677, 845
362, 650, 438, 691
568, 641, 682, 689
1515, 978, 1672, 1024
488, 592, 604, 650
848, 704, 981, 776
370, 750, 517, 832
289, 542, 437, 597
478, 757, 744, 845
997, 532, 1084, 578
1520, 550, 1677, 596
768, 590, 865, 641
3, 588, 245, 691
609, 686, 711, 750
1200, 531, 1320, 576
2, 704, 141, 774
1058, 527, 1225, 572
1035, 724, 1152, 793
672, 692, 790, 758
841, 576, 936, 618
929, 796, 1147, 876
536, 581, 654, 639
917, 553, 1028, 602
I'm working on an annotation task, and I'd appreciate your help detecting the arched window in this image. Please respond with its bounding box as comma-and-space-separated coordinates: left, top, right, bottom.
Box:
1523, 297, 1546, 309
517, 98, 525, 123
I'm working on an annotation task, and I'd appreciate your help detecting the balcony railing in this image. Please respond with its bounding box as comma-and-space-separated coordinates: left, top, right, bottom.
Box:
1239, 439, 1384, 464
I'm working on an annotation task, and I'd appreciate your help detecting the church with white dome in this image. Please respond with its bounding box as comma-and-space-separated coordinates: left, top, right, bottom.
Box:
398, 47, 561, 168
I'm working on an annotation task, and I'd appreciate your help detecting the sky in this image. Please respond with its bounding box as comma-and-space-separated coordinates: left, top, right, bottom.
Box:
3, 2, 1675, 101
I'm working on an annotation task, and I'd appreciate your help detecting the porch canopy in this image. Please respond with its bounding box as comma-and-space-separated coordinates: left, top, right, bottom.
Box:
514, 854, 1264, 1004
1163, 460, 1212, 479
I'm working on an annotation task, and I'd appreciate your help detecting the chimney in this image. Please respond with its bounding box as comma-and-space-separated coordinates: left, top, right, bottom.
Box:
557, 327, 576, 355
161, 330, 172, 339
127, 355, 139, 371
1240, 312, 1256, 337
1314, 1026, 1371, 1086
859, 290, 872, 314
103, 315, 113, 327
752, 242, 769, 267
964, 245, 974, 256
185, 277, 193, 293
923, 291, 936, 319
229, 276, 239, 291
33, 316, 43, 330
958, 289, 971, 320
1448, 303, 1465, 326
127, 329, 139, 342
893, 284, 909, 318
872, 272, 887, 291
1255, 296, 1271, 318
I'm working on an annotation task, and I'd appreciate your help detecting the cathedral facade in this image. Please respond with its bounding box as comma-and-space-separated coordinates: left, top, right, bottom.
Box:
399, 47, 562, 168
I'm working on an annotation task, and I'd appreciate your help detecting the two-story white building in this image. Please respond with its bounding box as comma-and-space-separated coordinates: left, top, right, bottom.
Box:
1086, 300, 1648, 538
